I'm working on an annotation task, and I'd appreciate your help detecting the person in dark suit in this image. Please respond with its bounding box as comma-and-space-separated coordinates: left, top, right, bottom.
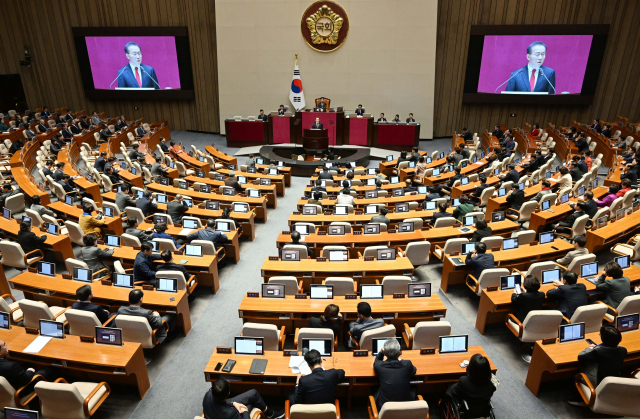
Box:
128, 144, 145, 160
307, 304, 342, 338
158, 250, 190, 278
72, 284, 113, 325
125, 218, 154, 242
370, 206, 391, 226
391, 114, 401, 123
499, 164, 519, 184
491, 124, 503, 139
94, 152, 108, 173
0, 340, 58, 389
459, 128, 472, 143
8, 138, 24, 155
575, 156, 588, 174
310, 179, 326, 194
117, 42, 159, 89
423, 185, 441, 203
42, 160, 55, 179
311, 117, 323, 129
104, 166, 120, 186
429, 202, 450, 226
136, 190, 157, 217
115, 184, 136, 211
69, 121, 81, 134
596, 261, 632, 309
17, 220, 46, 255
60, 123, 73, 140
291, 350, 346, 405
504, 183, 525, 211
591, 119, 602, 133
135, 124, 148, 137
81, 233, 114, 274
158, 136, 169, 153
288, 231, 314, 258
53, 162, 65, 182
581, 191, 598, 219
203, 377, 283, 419
377, 113, 387, 122
446, 354, 496, 417
117, 289, 175, 342
471, 219, 492, 242
601, 124, 611, 138
555, 201, 588, 234
317, 168, 333, 181
0, 184, 20, 211
355, 104, 365, 116
406, 113, 415, 123
505, 41, 556, 94
373, 338, 417, 410
465, 242, 496, 280
186, 219, 228, 251
133, 242, 162, 286
275, 104, 285, 116
99, 125, 113, 143
115, 117, 127, 131
511, 275, 545, 323
257, 109, 268, 122
528, 150, 546, 175
167, 195, 189, 224
569, 161, 583, 182
41, 107, 51, 119
37, 119, 48, 133
470, 175, 490, 205
573, 133, 589, 153
621, 164, 638, 186
224, 171, 243, 193
23, 126, 37, 138
546, 271, 587, 320
459, 143, 470, 159
78, 116, 90, 129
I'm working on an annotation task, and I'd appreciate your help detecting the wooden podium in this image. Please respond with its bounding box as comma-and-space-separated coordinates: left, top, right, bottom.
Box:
303, 129, 328, 151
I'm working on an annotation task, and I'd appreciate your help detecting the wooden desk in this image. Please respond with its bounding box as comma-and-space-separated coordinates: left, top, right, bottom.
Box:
48, 201, 123, 235
526, 330, 640, 396
0, 217, 74, 262
9, 271, 191, 335
205, 348, 495, 403
399, 157, 448, 182
296, 193, 428, 211
440, 239, 574, 293
585, 207, 640, 253
303, 182, 407, 197
451, 158, 532, 199
261, 257, 414, 290
0, 327, 150, 398
378, 151, 429, 176
176, 151, 210, 173
204, 145, 238, 167
475, 266, 640, 334
11, 139, 50, 206
217, 168, 286, 196
256, 164, 291, 187
421, 221, 519, 256
57, 147, 103, 205
422, 159, 490, 186
238, 295, 446, 331
98, 244, 220, 293
183, 175, 278, 207
528, 187, 608, 234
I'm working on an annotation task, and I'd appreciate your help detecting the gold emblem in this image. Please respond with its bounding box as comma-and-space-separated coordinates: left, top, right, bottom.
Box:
306, 5, 343, 45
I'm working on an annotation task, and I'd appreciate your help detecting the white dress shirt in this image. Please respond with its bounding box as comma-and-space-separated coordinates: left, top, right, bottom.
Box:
527, 64, 539, 91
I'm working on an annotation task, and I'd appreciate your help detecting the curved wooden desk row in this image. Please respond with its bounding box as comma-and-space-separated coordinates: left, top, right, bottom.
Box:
450, 156, 534, 199
379, 150, 430, 176
216, 168, 287, 196
422, 159, 491, 187
571, 121, 618, 168
183, 175, 278, 207
288, 208, 452, 229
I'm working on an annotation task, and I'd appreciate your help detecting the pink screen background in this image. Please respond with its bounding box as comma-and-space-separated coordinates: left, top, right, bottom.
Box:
477, 35, 593, 94
85, 36, 181, 90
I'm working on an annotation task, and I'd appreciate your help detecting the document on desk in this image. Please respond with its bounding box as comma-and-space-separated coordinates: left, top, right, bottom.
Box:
179, 229, 194, 235
24, 336, 52, 353
289, 356, 311, 375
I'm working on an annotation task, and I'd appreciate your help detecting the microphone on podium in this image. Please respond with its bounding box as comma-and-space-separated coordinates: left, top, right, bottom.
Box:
109, 68, 127, 89
539, 69, 556, 93
494, 69, 524, 93
140, 66, 161, 89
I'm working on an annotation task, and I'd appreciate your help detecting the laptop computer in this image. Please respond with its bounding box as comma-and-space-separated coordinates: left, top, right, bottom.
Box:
581, 262, 599, 284
541, 269, 561, 284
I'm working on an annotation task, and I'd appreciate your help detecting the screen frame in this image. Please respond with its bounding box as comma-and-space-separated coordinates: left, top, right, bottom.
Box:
234, 336, 265, 356
439, 335, 469, 354
95, 326, 124, 346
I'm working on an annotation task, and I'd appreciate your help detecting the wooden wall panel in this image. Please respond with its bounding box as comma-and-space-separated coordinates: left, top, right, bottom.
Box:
0, 0, 219, 133
434, 0, 640, 137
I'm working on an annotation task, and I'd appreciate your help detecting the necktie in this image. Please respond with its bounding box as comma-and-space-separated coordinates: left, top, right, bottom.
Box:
530, 69, 536, 92
135, 67, 142, 88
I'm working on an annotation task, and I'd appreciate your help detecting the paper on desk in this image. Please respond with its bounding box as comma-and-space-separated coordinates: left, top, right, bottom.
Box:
179, 229, 194, 235
299, 236, 306, 242
298, 362, 312, 375
289, 356, 305, 368
24, 336, 52, 353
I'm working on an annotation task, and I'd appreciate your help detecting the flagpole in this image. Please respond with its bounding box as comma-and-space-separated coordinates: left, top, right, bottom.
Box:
295, 53, 298, 65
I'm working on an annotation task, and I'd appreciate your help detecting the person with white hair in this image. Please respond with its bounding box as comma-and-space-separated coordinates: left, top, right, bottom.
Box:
373, 338, 417, 410
224, 170, 243, 192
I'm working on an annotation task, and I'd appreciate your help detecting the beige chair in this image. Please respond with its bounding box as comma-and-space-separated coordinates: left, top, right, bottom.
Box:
380, 276, 411, 295
240, 323, 285, 351
361, 246, 389, 259
25, 208, 44, 228
569, 304, 607, 334
35, 378, 110, 419
466, 268, 510, 296
433, 238, 468, 261
368, 396, 429, 419
405, 241, 430, 266
0, 375, 42, 410
285, 400, 340, 419
125, 207, 147, 225
295, 327, 337, 352
269, 276, 302, 295
598, 295, 640, 324
116, 314, 168, 348
612, 237, 640, 261
433, 217, 456, 228
506, 201, 537, 227
477, 186, 496, 208
403, 320, 451, 350
324, 277, 356, 296
621, 188, 637, 209
0, 294, 23, 323
283, 244, 309, 260
18, 300, 68, 329
65, 309, 115, 336
121, 233, 142, 247
328, 221, 352, 234
555, 214, 589, 241
65, 258, 110, 281
480, 236, 503, 250
608, 197, 623, 219
321, 246, 349, 259
402, 217, 424, 230
350, 324, 396, 351
506, 310, 563, 361
4, 192, 24, 213
513, 261, 557, 281
0, 241, 44, 269
156, 270, 198, 294
511, 230, 536, 245
562, 253, 596, 275
152, 238, 180, 252
175, 161, 195, 177
575, 370, 640, 416
100, 174, 121, 192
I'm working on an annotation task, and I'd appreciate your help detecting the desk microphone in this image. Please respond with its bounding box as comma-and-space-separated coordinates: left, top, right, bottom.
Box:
109, 68, 127, 89
140, 66, 161, 89
494, 69, 524, 93
539, 69, 556, 93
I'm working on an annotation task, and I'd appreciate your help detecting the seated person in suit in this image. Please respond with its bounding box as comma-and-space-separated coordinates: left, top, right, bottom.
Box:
423, 185, 441, 203
167, 194, 188, 224
377, 113, 387, 122
257, 109, 267, 122
288, 230, 313, 258
348, 302, 385, 348
391, 114, 401, 123
498, 163, 519, 184
373, 338, 417, 410
569, 161, 583, 182
104, 157, 118, 174
128, 144, 145, 160
546, 271, 587, 320
355, 104, 365, 116
339, 179, 355, 195
570, 326, 627, 406
620, 166, 638, 187
374, 168, 387, 182
0, 339, 58, 389
555, 235, 589, 267
133, 242, 162, 286
204, 377, 283, 419
406, 113, 415, 123
533, 180, 553, 202
555, 202, 589, 235
451, 149, 464, 166
531, 123, 541, 138
446, 354, 496, 418
458, 128, 472, 143
573, 133, 589, 153
136, 190, 158, 217
73, 284, 113, 325
158, 136, 170, 153
336, 188, 356, 206
453, 194, 474, 221
81, 233, 114, 274
17, 220, 46, 256
471, 219, 492, 242
555, 166, 573, 191
94, 151, 108, 173
8, 138, 24, 155
37, 118, 48, 133
0, 184, 20, 212
104, 166, 120, 186
186, 218, 228, 251
290, 349, 346, 405
117, 289, 175, 343
152, 222, 181, 247
325, 147, 336, 160
465, 242, 495, 280
396, 151, 409, 166
317, 167, 333, 181
370, 206, 390, 226
79, 203, 105, 238
578, 190, 598, 219
440, 167, 463, 194
575, 155, 588, 174
596, 261, 632, 309
125, 218, 153, 242
310, 179, 326, 193
470, 175, 490, 205
374, 180, 385, 192
30, 194, 54, 217
307, 191, 323, 209
158, 249, 190, 279
116, 183, 136, 211
511, 275, 545, 323
506, 183, 525, 211
601, 124, 611, 138
459, 143, 470, 159
278, 104, 286, 116
307, 303, 342, 338
99, 125, 114, 143
526, 150, 546, 174
311, 117, 323, 129
429, 202, 450, 226
491, 124, 503, 139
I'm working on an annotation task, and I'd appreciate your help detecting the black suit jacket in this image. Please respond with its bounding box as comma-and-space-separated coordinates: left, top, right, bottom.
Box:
37, 123, 48, 133
70, 124, 81, 134
446, 376, 496, 417
492, 129, 503, 139
355, 108, 365, 116
373, 353, 417, 409
546, 283, 587, 319
293, 368, 345, 405
511, 291, 545, 322
94, 157, 106, 173
500, 170, 520, 184
136, 198, 157, 217
584, 199, 598, 219
430, 211, 451, 226
621, 170, 638, 186
578, 345, 627, 385
318, 171, 333, 180
257, 114, 267, 121
167, 201, 188, 224
465, 253, 495, 280
18, 230, 47, 254
72, 301, 110, 324
80, 120, 90, 129
471, 227, 492, 242
559, 210, 586, 228
506, 189, 525, 210
528, 156, 546, 173
0, 358, 36, 389
602, 128, 611, 138
311, 122, 324, 129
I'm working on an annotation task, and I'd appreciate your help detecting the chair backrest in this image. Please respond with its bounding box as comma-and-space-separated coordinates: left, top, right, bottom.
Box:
571, 214, 590, 237
590, 376, 640, 417
290, 404, 337, 419
283, 244, 309, 260
566, 253, 597, 274
324, 277, 355, 296
411, 321, 451, 350
379, 399, 430, 419
328, 221, 351, 233
121, 233, 142, 247
442, 238, 469, 254
402, 217, 423, 230
35, 381, 87, 419
516, 201, 538, 221
362, 246, 389, 259
474, 268, 510, 296
156, 270, 188, 291
0, 242, 27, 269
125, 207, 145, 225
0, 377, 17, 409
539, 193, 557, 205
269, 276, 299, 295
65, 308, 102, 336
591, 207, 609, 222
405, 241, 430, 266
521, 310, 563, 342
18, 300, 54, 329
570, 304, 607, 334
523, 261, 558, 279
434, 217, 456, 228
296, 327, 334, 351
621, 189, 637, 209
153, 238, 177, 252
190, 240, 216, 255
479, 187, 495, 206
116, 314, 154, 348
25, 208, 43, 227
241, 323, 280, 351
480, 236, 503, 249
5, 193, 24, 213
321, 246, 348, 258
617, 295, 640, 316
380, 276, 411, 295
608, 197, 623, 217
103, 201, 121, 216
64, 221, 86, 246
65, 258, 89, 274
359, 325, 396, 351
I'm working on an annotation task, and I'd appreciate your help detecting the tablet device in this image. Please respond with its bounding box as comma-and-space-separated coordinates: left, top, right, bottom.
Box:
392, 189, 404, 197
149, 240, 160, 252
269, 169, 278, 175
439, 152, 445, 159
39, 319, 64, 339
389, 176, 400, 184
103, 207, 113, 218
540, 200, 551, 211
463, 215, 475, 227
364, 224, 380, 235
494, 168, 500, 176
105, 235, 121, 247
559, 323, 585, 343
310, 285, 334, 299
500, 274, 522, 291
215, 173, 225, 181
371, 337, 403, 356
498, 188, 506, 197
302, 338, 332, 357
452, 198, 460, 207
418, 186, 427, 194
365, 205, 378, 214
395, 203, 409, 213
366, 190, 378, 199
334, 206, 348, 215
206, 200, 220, 210
160, 177, 170, 186
424, 201, 436, 210
73, 267, 92, 283
541, 269, 561, 284
581, 262, 599, 281
222, 188, 235, 196
113, 273, 134, 288
281, 249, 300, 261
65, 195, 74, 206
260, 178, 271, 186
539, 232, 554, 244
235, 336, 264, 355
185, 244, 203, 257
377, 248, 396, 261
248, 189, 260, 198
360, 284, 383, 299
439, 335, 468, 354
502, 238, 518, 250
303, 206, 317, 215
328, 225, 345, 236
153, 214, 169, 224
46, 223, 59, 235
0, 312, 10, 330
228, 164, 237, 170
432, 168, 441, 176
615, 255, 630, 269
408, 283, 431, 298
461, 177, 469, 186
196, 170, 206, 178
234, 203, 249, 213
519, 182, 525, 190
491, 211, 505, 222
183, 219, 199, 229
156, 277, 178, 293
200, 185, 211, 193
293, 224, 309, 235
386, 155, 393, 162
261, 283, 285, 298
255, 158, 264, 165
96, 327, 123, 346
237, 176, 247, 185
178, 181, 188, 190
38, 261, 55, 277
617, 313, 639, 333
408, 161, 416, 168
366, 178, 376, 186
131, 167, 137, 175
546, 171, 552, 179
578, 186, 585, 196
398, 222, 414, 233
461, 242, 475, 255
328, 250, 348, 262
560, 194, 569, 204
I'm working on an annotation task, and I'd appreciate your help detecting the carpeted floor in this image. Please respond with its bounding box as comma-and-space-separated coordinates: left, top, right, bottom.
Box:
6, 133, 631, 418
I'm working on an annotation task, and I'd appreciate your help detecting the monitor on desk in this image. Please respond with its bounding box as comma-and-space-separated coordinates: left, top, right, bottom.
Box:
156, 277, 178, 293
360, 284, 383, 299
277, 161, 285, 167
248, 189, 260, 198
113, 273, 134, 288
0, 312, 9, 330
178, 181, 189, 190
559, 323, 585, 343
617, 313, 639, 333
4, 408, 39, 419
417, 186, 427, 194
198, 155, 205, 162
500, 274, 522, 291
386, 155, 393, 162
463, 215, 475, 227
408, 283, 431, 298
302, 338, 332, 357
105, 235, 121, 247
365, 205, 379, 214
281, 249, 300, 261
398, 222, 414, 233
389, 176, 400, 184
432, 168, 441, 177
310, 285, 334, 299
293, 224, 309, 235
371, 337, 403, 356
200, 185, 211, 193
131, 167, 137, 175
38, 261, 55, 277
615, 255, 630, 269
498, 188, 506, 197
65, 195, 74, 206
328, 225, 345, 236
328, 250, 348, 262
255, 158, 265, 165
461, 242, 475, 255
502, 238, 518, 250
215, 220, 231, 232
334, 206, 348, 215
425, 201, 437, 210
228, 164, 237, 170
160, 177, 169, 186
377, 248, 396, 261
103, 206, 113, 218
368, 168, 377, 175
578, 186, 585, 197
234, 336, 264, 356
439, 335, 468, 354
73, 267, 92, 283
40, 319, 64, 339
539, 232, 554, 244
269, 169, 278, 175
408, 161, 416, 168
581, 262, 598, 278
234, 203, 249, 213
302, 205, 317, 215
153, 214, 170, 225
364, 224, 380, 235
461, 177, 469, 186
366, 178, 376, 186
597, 216, 607, 228
545, 171, 552, 179
541, 269, 561, 284
137, 190, 144, 199
426, 157, 433, 164
149, 240, 160, 252
540, 200, 551, 212
96, 327, 123, 346
44, 222, 58, 236
261, 283, 285, 298
183, 219, 199, 229
494, 168, 500, 176
215, 173, 225, 181
196, 170, 206, 178
396, 203, 409, 213
491, 211, 505, 222
169, 162, 175, 169
560, 194, 569, 205
452, 198, 461, 207
260, 178, 272, 186
324, 162, 333, 168
206, 201, 220, 210
183, 197, 193, 208
237, 176, 247, 185
185, 244, 202, 257
366, 190, 378, 199
439, 152, 445, 159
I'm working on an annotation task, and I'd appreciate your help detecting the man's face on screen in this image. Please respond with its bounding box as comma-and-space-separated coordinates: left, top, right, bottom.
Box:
126, 45, 142, 66
527, 44, 546, 69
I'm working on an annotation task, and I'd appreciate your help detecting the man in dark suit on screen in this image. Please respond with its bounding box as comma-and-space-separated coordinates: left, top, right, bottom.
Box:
311, 117, 323, 129
505, 41, 556, 94
117, 42, 160, 89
